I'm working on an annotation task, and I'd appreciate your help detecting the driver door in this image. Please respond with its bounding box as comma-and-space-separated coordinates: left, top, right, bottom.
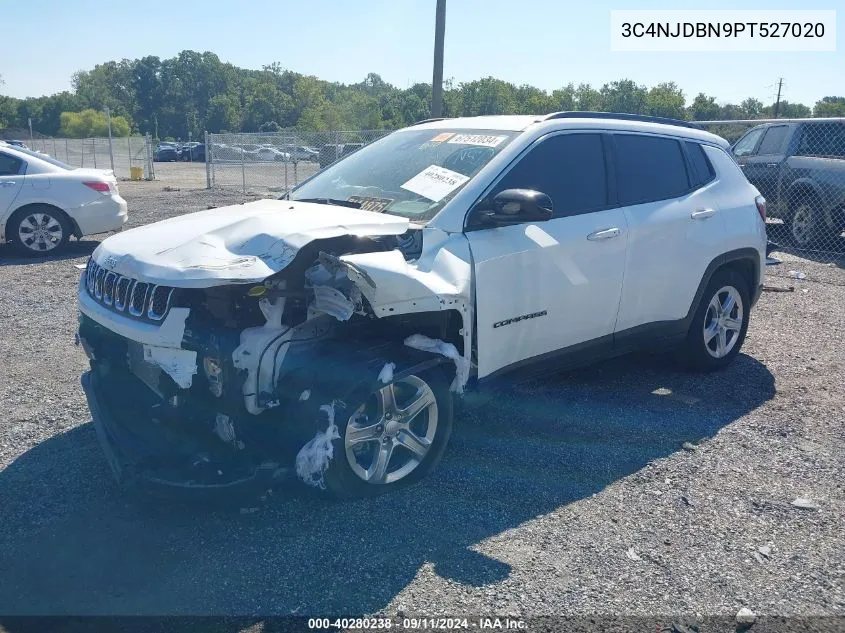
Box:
466, 132, 628, 379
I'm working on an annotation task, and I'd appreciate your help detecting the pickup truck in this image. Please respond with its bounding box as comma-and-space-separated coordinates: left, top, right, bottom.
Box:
732, 119, 845, 248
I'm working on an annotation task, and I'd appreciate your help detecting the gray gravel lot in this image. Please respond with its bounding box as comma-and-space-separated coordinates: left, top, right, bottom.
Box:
0, 181, 843, 621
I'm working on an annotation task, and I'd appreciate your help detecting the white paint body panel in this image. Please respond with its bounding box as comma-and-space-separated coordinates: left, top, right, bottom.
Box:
0, 146, 127, 240
468, 211, 628, 378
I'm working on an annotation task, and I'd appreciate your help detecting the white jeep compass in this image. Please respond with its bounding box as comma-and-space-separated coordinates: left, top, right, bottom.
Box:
77, 113, 767, 497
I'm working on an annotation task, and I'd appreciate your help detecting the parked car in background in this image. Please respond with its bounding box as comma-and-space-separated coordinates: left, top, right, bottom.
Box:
279, 145, 319, 162
318, 142, 365, 168
182, 143, 205, 162
0, 144, 127, 255
4, 140, 28, 149
212, 143, 245, 161
179, 142, 201, 161
254, 146, 292, 162
732, 119, 845, 247
153, 143, 180, 162
76, 113, 765, 497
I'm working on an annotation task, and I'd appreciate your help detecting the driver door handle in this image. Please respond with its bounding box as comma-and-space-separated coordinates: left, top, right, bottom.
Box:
587, 227, 620, 241
0, 181, 16, 187
691, 208, 716, 220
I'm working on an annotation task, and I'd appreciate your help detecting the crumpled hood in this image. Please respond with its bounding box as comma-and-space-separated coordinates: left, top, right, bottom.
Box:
92, 199, 410, 287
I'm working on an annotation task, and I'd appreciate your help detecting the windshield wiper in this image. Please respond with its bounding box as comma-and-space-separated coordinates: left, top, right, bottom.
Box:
293, 197, 362, 209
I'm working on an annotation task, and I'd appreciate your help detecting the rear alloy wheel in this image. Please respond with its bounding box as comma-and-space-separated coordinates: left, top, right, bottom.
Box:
324, 369, 453, 498
9, 207, 70, 256
789, 202, 819, 248
677, 269, 750, 371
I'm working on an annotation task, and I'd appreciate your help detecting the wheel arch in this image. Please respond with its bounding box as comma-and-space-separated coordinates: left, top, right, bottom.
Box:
786, 179, 824, 211
5, 202, 81, 240
686, 248, 761, 323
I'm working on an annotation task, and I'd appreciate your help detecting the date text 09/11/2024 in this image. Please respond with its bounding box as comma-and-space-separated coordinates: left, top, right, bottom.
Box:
307, 617, 527, 630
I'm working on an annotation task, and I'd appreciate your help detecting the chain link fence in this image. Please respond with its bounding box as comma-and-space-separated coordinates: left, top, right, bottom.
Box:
207, 129, 391, 196
698, 118, 845, 255
22, 136, 154, 180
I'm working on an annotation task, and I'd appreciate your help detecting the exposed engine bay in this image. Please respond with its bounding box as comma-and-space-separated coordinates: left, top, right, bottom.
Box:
77, 213, 472, 492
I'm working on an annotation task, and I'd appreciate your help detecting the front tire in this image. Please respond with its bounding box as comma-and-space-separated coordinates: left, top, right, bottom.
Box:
7, 206, 71, 256
677, 269, 750, 371
323, 368, 454, 499
787, 200, 821, 248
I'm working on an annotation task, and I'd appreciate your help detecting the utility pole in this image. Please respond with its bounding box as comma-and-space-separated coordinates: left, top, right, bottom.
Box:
773, 78, 783, 118
431, 0, 446, 118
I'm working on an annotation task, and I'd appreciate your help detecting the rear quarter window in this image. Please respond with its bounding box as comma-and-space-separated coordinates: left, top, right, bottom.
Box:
685, 142, 716, 187
0, 152, 24, 176
614, 134, 690, 205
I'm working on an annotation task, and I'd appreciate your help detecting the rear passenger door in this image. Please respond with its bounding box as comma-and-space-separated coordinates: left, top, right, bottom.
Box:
0, 151, 25, 219
612, 134, 726, 341
467, 132, 628, 378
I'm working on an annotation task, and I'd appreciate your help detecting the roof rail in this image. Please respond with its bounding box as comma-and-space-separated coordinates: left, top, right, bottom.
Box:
409, 117, 449, 126
544, 111, 702, 130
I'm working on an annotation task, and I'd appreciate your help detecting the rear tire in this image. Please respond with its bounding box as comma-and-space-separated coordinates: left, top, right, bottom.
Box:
7, 205, 71, 256
676, 269, 750, 372
322, 368, 454, 499
787, 199, 822, 248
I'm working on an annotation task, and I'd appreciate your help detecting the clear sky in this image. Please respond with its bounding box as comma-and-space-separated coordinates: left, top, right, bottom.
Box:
2, 0, 842, 107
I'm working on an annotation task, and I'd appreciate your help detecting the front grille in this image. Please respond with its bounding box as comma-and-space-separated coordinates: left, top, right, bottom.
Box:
84, 259, 175, 322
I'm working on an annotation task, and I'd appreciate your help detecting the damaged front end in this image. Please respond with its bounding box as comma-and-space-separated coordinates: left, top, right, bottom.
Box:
78, 211, 472, 493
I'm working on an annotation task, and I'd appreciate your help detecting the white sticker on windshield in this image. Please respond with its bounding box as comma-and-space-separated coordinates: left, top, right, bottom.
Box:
447, 134, 507, 148
400, 165, 470, 202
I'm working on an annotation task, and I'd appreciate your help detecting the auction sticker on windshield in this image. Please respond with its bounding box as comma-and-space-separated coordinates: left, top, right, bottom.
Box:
447, 134, 508, 147
401, 165, 470, 202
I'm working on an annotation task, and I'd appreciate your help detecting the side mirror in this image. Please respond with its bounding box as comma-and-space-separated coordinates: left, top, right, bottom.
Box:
471, 189, 553, 227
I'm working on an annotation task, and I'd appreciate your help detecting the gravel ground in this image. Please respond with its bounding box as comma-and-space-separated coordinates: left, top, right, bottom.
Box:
0, 181, 843, 623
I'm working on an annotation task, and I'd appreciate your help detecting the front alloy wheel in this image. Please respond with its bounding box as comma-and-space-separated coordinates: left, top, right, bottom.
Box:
324, 369, 453, 498
789, 203, 818, 248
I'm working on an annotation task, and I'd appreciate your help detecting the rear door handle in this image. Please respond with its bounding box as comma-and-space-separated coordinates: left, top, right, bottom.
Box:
587, 227, 620, 241
691, 208, 716, 220
765, 163, 779, 168
0, 181, 16, 187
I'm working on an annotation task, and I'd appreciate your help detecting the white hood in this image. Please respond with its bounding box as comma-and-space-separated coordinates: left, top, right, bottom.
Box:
92, 199, 410, 287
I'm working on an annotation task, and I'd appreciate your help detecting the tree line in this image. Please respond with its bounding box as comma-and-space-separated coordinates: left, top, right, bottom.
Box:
1, 51, 843, 140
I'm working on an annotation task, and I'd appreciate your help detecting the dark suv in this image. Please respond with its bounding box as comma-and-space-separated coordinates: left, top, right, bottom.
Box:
732, 119, 845, 248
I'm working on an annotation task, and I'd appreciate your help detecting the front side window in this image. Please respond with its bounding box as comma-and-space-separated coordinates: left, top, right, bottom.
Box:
488, 133, 607, 217
290, 128, 519, 222
732, 127, 766, 157
615, 134, 690, 206
756, 126, 789, 155
0, 152, 24, 176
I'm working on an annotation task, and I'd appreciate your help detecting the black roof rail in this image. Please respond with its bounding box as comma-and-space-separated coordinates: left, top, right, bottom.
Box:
544, 111, 702, 130
409, 117, 449, 126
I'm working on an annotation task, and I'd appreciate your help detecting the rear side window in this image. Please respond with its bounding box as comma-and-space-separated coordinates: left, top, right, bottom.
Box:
732, 127, 765, 157
797, 123, 845, 158
685, 142, 716, 187
756, 126, 789, 155
0, 152, 24, 176
614, 134, 690, 205
492, 133, 607, 217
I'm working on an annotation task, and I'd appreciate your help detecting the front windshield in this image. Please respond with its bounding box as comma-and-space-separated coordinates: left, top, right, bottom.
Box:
289, 128, 519, 222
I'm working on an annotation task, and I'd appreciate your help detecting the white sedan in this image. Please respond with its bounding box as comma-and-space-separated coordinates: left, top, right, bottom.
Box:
0, 143, 127, 256
254, 146, 292, 162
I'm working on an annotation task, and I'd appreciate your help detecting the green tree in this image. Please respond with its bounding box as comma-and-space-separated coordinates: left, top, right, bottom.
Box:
739, 98, 764, 119
688, 93, 721, 121
600, 79, 647, 114
645, 82, 686, 119
813, 96, 845, 117
574, 84, 602, 111
59, 109, 130, 137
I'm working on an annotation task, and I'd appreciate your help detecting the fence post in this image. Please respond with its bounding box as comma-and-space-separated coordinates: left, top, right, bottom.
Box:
65, 138, 69, 163
92, 138, 97, 168
127, 136, 132, 169
105, 106, 115, 173
81, 139, 85, 167
209, 134, 216, 187
52, 137, 57, 158
205, 131, 211, 189
292, 131, 298, 185
241, 140, 246, 193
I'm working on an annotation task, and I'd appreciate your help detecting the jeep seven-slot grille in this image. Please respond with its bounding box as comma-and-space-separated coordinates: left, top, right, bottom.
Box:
85, 259, 174, 321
